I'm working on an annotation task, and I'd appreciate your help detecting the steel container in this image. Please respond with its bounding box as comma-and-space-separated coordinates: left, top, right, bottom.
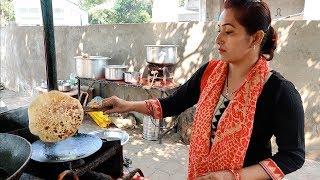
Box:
105, 65, 128, 80
124, 71, 141, 84
143, 115, 159, 141
74, 56, 111, 79
145, 45, 178, 65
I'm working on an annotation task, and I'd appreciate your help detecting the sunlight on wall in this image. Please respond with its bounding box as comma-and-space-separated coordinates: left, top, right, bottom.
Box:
305, 132, 320, 146
307, 58, 317, 67
25, 34, 31, 55
183, 23, 206, 57
116, 36, 119, 44
81, 31, 86, 39
299, 85, 315, 111
276, 22, 294, 54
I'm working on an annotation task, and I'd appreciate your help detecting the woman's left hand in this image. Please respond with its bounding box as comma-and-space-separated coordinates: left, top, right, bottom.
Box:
196, 170, 235, 180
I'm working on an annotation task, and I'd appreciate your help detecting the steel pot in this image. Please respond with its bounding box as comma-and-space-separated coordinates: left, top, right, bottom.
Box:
0, 133, 31, 180
124, 71, 141, 84
74, 56, 111, 79
145, 45, 178, 65
105, 65, 128, 80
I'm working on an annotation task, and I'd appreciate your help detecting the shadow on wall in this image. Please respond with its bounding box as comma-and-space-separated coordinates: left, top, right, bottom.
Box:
271, 20, 320, 161
73, 22, 217, 84
0, 26, 46, 96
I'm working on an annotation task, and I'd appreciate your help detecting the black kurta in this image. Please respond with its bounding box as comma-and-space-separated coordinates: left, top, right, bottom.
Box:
159, 62, 305, 175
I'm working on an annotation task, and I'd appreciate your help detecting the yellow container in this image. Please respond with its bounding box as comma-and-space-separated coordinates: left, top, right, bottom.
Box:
88, 111, 112, 128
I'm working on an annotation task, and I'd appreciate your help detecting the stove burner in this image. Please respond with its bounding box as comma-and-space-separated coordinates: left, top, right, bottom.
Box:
142, 62, 176, 88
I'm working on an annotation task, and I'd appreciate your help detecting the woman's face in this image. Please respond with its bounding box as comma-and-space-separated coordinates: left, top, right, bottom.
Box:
215, 9, 253, 63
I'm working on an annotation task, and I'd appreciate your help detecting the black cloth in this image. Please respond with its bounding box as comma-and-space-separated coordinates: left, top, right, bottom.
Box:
159, 62, 305, 175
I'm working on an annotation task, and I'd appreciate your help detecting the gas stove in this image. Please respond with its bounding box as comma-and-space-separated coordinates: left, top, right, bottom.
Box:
141, 62, 178, 89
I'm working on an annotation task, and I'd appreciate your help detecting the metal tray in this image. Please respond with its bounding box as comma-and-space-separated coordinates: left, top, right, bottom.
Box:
31, 133, 102, 163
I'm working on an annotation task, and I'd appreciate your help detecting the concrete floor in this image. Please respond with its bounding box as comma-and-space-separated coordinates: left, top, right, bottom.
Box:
123, 126, 189, 179
80, 120, 320, 180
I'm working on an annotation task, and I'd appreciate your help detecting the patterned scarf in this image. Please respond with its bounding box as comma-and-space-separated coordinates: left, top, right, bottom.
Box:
188, 56, 269, 179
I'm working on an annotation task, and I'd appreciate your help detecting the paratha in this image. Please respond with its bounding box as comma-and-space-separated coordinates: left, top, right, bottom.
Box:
28, 91, 84, 142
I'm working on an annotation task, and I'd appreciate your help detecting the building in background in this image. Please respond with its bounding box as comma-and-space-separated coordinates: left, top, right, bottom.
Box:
303, 0, 320, 20
13, 0, 88, 26
152, 0, 199, 22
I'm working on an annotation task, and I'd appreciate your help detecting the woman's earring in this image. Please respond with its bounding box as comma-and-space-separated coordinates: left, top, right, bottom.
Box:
253, 45, 256, 50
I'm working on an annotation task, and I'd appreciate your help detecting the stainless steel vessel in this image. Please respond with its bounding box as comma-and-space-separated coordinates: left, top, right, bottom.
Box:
124, 71, 141, 84
145, 45, 178, 65
105, 65, 128, 80
74, 56, 111, 79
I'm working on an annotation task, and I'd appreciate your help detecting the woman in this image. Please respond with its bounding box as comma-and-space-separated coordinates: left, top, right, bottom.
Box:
99, 0, 305, 179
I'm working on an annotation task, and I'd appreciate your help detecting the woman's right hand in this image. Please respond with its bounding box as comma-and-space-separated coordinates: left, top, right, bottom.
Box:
101, 96, 132, 114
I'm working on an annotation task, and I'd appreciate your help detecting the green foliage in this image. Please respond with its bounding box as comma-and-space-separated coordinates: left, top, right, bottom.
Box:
89, 9, 116, 24
88, 0, 152, 24
79, 0, 106, 11
113, 0, 151, 23
178, 0, 186, 7
0, 0, 15, 26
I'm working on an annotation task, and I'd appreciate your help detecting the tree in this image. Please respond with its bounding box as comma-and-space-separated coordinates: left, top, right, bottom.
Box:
0, 0, 15, 26
89, 9, 117, 24
88, 0, 152, 24
113, 0, 151, 23
178, 0, 186, 7
79, 0, 106, 11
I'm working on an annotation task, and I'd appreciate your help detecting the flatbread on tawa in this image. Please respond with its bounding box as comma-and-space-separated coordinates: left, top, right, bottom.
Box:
28, 91, 84, 142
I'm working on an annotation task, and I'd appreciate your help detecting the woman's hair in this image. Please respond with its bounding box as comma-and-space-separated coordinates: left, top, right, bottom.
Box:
224, 0, 277, 61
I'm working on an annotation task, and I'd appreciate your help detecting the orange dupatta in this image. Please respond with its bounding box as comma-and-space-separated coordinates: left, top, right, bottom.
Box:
188, 56, 269, 179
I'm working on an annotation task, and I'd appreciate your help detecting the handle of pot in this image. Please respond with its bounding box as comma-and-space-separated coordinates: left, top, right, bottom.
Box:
79, 91, 89, 106
57, 170, 79, 180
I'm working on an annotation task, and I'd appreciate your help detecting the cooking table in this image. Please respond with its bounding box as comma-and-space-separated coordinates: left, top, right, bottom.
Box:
76, 77, 180, 144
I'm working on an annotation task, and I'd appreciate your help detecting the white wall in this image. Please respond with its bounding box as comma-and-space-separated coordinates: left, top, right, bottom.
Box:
304, 0, 320, 20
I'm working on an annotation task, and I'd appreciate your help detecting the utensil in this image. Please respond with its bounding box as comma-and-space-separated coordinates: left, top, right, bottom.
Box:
79, 91, 89, 106
40, 81, 47, 89
58, 80, 72, 92
105, 65, 128, 80
31, 133, 102, 163
92, 129, 129, 145
145, 45, 178, 65
143, 116, 159, 141
0, 133, 31, 180
124, 71, 141, 84
74, 56, 111, 79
